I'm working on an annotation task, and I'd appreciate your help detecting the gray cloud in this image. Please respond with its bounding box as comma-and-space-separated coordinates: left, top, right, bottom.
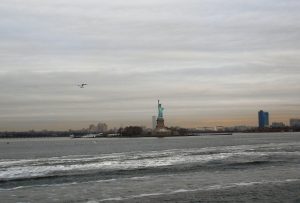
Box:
0, 0, 300, 130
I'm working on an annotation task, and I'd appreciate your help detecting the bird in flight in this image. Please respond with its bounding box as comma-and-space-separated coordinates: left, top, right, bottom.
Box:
77, 83, 88, 88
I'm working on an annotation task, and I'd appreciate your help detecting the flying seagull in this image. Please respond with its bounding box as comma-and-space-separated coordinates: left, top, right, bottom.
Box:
77, 83, 88, 88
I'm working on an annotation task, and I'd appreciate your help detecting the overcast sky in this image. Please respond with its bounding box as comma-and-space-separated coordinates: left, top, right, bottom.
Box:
1, 0, 300, 131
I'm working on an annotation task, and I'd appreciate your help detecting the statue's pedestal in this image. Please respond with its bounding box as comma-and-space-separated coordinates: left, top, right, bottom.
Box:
153, 117, 171, 136
156, 117, 165, 129
153, 128, 171, 136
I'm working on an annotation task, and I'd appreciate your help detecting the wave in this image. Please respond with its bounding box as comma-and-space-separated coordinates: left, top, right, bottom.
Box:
0, 176, 153, 191
96, 179, 300, 202
0, 152, 263, 180
0, 142, 299, 187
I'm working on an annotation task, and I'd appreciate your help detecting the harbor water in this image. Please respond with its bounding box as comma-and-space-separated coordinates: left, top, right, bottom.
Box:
0, 132, 299, 202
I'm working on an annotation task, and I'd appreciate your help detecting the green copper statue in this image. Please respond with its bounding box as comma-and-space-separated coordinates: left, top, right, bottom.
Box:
158, 100, 164, 118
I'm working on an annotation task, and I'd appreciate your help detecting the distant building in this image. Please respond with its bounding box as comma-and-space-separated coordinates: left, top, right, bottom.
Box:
152, 116, 156, 130
216, 126, 225, 131
290, 118, 300, 128
224, 126, 254, 132
258, 110, 269, 128
271, 122, 285, 128
198, 127, 215, 132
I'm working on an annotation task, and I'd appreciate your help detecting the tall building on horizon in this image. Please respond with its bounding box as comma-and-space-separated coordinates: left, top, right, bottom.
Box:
258, 110, 269, 128
290, 118, 300, 128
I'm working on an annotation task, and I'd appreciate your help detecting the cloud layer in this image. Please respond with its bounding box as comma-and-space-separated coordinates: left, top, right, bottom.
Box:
1, 0, 300, 130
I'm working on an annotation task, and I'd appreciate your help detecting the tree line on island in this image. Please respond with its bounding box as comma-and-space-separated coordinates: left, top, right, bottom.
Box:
1, 124, 299, 138
0, 125, 189, 138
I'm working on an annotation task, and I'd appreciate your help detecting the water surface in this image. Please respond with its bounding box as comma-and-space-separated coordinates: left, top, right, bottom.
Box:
0, 133, 299, 202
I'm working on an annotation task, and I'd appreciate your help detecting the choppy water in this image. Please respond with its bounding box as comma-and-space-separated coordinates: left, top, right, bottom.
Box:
0, 133, 300, 202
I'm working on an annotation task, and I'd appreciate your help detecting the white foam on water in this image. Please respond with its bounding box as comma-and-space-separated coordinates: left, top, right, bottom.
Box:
1, 142, 299, 180
98, 193, 165, 202
170, 189, 197, 193
98, 197, 123, 201
0, 152, 231, 180
233, 179, 300, 187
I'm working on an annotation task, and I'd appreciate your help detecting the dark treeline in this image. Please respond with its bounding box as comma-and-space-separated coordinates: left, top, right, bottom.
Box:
118, 126, 188, 137
0, 130, 79, 138
1, 126, 299, 138
247, 127, 300, 133
120, 126, 144, 137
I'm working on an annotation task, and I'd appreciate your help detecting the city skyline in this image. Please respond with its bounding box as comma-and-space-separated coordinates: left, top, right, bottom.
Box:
1, 0, 300, 131
0, 106, 297, 131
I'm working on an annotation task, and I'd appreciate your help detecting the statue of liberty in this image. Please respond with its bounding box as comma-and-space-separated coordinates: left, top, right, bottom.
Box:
156, 99, 166, 130
158, 100, 164, 118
